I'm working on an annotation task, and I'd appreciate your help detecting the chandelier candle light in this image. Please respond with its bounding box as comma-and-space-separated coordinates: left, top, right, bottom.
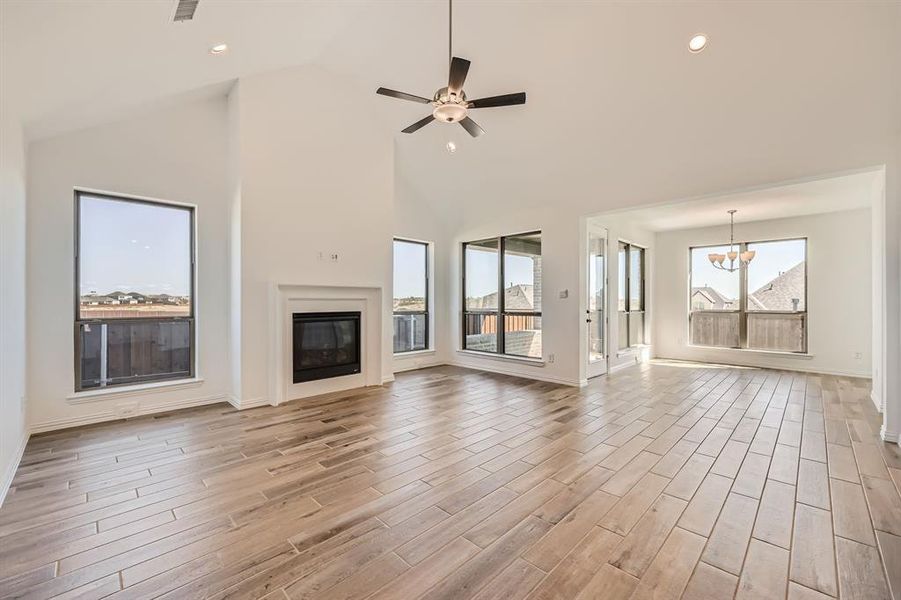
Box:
708, 210, 756, 272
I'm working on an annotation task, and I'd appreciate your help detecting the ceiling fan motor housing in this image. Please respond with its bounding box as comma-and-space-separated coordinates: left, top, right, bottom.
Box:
432, 87, 468, 122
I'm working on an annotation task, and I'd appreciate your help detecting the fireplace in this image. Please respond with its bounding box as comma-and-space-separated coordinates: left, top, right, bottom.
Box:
292, 312, 361, 383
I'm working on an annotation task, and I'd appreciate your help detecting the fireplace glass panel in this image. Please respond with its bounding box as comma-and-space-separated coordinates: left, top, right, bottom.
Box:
292, 312, 361, 383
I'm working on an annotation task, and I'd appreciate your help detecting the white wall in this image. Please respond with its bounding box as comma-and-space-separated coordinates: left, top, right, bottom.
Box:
25, 96, 232, 430
392, 169, 453, 373
586, 215, 655, 374
879, 151, 901, 444
446, 205, 583, 386
0, 115, 29, 501
653, 209, 872, 377
232, 65, 394, 405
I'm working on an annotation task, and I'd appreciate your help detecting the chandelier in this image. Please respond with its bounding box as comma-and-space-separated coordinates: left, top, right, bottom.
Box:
708, 210, 755, 272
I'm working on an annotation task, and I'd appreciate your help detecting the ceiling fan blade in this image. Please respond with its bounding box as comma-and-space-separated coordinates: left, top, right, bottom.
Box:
376, 87, 431, 104
459, 116, 485, 138
468, 92, 526, 109
447, 57, 471, 95
401, 115, 435, 134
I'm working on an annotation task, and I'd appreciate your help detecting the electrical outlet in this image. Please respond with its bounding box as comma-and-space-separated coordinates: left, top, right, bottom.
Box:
548, 353, 555, 363
317, 251, 324, 261
558, 289, 568, 299
330, 253, 339, 262
115, 402, 139, 418
853, 351, 862, 360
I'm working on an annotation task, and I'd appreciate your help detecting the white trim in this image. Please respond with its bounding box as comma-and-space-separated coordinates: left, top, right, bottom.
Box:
880, 425, 900, 444
393, 358, 444, 374
447, 359, 581, 387
31, 393, 228, 434
381, 375, 396, 384
871, 390, 884, 414
609, 360, 640, 374
227, 395, 270, 410
686, 345, 814, 360
0, 430, 30, 508
271, 284, 383, 405
654, 356, 869, 378
67, 377, 205, 403
394, 349, 437, 358
456, 349, 545, 366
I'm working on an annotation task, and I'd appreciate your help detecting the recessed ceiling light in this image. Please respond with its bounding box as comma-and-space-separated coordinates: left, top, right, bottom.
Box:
446, 141, 457, 154
688, 34, 708, 53
209, 43, 228, 55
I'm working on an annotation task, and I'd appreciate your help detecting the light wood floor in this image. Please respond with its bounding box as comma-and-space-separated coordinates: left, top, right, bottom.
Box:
2, 362, 900, 600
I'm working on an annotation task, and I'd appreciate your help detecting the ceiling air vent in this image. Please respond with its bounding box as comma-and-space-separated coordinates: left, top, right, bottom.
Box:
172, 0, 199, 22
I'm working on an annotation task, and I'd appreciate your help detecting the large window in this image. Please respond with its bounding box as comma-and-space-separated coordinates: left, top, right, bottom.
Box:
393, 239, 429, 353
75, 192, 195, 391
689, 238, 806, 352
618, 242, 645, 350
463, 232, 542, 359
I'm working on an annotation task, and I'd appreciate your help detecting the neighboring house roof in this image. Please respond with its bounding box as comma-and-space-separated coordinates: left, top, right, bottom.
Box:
691, 286, 735, 309
750, 261, 805, 311
467, 284, 535, 311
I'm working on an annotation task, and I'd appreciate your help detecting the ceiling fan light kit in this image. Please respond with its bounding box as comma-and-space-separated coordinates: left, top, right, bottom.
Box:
375, 0, 526, 138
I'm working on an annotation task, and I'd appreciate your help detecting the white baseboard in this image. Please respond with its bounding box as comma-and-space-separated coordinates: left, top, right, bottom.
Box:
228, 396, 270, 410
870, 390, 884, 414
880, 425, 900, 444
0, 429, 29, 508
381, 375, 396, 384
446, 360, 583, 387
655, 354, 870, 379
609, 360, 640, 374
392, 359, 444, 374
29, 393, 229, 435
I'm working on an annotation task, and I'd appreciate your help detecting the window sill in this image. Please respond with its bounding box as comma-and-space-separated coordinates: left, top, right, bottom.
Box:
67, 377, 205, 404
394, 349, 436, 358
687, 345, 813, 359
457, 349, 545, 366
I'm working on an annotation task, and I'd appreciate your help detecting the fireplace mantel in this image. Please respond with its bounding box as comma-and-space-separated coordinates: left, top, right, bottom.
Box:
269, 284, 385, 405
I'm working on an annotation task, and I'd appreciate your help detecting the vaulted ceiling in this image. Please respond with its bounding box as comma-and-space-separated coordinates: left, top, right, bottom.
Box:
3, 1, 899, 217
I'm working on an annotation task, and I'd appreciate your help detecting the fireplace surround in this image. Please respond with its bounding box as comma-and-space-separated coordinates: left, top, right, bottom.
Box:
271, 284, 385, 406
292, 311, 361, 383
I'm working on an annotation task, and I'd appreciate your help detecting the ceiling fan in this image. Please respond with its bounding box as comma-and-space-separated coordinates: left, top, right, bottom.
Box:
376, 0, 526, 138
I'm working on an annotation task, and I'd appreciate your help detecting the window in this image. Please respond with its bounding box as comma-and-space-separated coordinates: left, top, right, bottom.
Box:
463, 232, 542, 359
689, 245, 740, 348
393, 239, 429, 353
75, 192, 195, 391
689, 238, 807, 352
618, 242, 645, 350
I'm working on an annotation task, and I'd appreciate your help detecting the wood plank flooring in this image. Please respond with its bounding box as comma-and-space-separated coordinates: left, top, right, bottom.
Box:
1, 361, 900, 599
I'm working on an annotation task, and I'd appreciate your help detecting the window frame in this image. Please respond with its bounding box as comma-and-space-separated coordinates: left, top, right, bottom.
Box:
687, 236, 808, 353
73, 189, 197, 392
392, 237, 430, 354
461, 231, 542, 359
617, 241, 646, 350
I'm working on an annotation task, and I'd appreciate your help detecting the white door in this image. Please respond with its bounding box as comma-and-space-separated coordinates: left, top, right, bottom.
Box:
587, 228, 608, 378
